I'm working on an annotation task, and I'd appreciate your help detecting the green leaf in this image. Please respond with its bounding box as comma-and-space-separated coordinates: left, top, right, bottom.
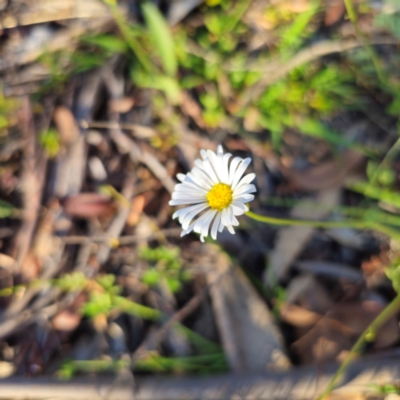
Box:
131, 68, 181, 104
279, 1, 319, 52
375, 11, 400, 39
142, 2, 177, 76
0, 115, 9, 129
39, 128, 60, 158
166, 277, 181, 293
348, 180, 400, 209
142, 269, 161, 286
82, 292, 114, 317
0, 199, 14, 218
114, 296, 161, 320
386, 265, 400, 293
81, 34, 128, 53
299, 118, 349, 146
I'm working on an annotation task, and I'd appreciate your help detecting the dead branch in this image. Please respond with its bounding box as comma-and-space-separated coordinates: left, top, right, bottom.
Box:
0, 356, 398, 399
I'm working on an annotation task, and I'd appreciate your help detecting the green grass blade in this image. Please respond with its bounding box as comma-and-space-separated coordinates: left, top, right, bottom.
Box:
142, 2, 177, 76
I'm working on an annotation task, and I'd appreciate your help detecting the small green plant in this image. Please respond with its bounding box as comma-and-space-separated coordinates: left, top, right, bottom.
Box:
255, 64, 361, 148
370, 383, 400, 395
82, 274, 160, 320
0, 86, 18, 131
39, 128, 61, 157
374, 0, 400, 40
58, 349, 227, 379
140, 245, 191, 293
0, 199, 15, 218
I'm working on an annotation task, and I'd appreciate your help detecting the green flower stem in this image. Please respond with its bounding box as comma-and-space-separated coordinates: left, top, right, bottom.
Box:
245, 210, 400, 240
317, 292, 400, 400
245, 210, 370, 230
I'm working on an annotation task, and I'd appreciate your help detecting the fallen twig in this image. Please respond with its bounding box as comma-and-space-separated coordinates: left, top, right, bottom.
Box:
238, 37, 398, 108
0, 356, 398, 399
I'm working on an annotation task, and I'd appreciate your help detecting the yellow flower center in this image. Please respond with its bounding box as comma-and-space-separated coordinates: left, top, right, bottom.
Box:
206, 183, 233, 212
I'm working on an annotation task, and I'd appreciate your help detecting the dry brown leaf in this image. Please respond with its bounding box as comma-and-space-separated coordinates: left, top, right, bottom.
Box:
291, 317, 354, 364
181, 92, 205, 129
282, 150, 364, 192
53, 106, 80, 145
20, 251, 41, 281
243, 106, 262, 132
291, 300, 399, 364
280, 303, 321, 327
109, 97, 135, 113
0, 254, 16, 271
285, 274, 333, 314
61, 193, 115, 219
324, 0, 346, 26
328, 301, 399, 349
52, 309, 82, 332
127, 194, 146, 227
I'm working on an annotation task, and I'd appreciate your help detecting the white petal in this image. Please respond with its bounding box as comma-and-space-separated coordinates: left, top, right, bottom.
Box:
171, 192, 205, 202
220, 153, 232, 184
217, 145, 223, 155
233, 184, 256, 197
218, 220, 225, 232
190, 167, 214, 188
211, 212, 221, 240
231, 158, 252, 190
231, 206, 245, 216
193, 209, 215, 234
221, 208, 232, 226
201, 210, 217, 238
207, 150, 224, 183
177, 173, 186, 182
175, 182, 207, 194
181, 174, 207, 189
227, 206, 239, 226
234, 173, 256, 189
193, 166, 216, 186
233, 194, 254, 203
169, 198, 205, 206
181, 221, 196, 236
182, 204, 210, 229
202, 158, 219, 184
200, 149, 208, 160
232, 200, 249, 212
226, 224, 235, 234
228, 157, 243, 184
232, 216, 239, 226
173, 202, 208, 221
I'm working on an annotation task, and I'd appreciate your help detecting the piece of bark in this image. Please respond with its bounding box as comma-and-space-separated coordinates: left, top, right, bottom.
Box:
266, 188, 341, 286
10, 97, 47, 274
0, 356, 399, 399
206, 245, 290, 372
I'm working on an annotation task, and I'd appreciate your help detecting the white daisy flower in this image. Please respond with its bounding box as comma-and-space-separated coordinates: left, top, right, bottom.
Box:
169, 145, 256, 242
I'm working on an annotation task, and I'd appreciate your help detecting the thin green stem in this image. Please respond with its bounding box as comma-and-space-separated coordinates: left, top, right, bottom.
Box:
317, 293, 400, 400
245, 210, 400, 241
245, 210, 369, 230
103, 0, 153, 73
343, 0, 387, 87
